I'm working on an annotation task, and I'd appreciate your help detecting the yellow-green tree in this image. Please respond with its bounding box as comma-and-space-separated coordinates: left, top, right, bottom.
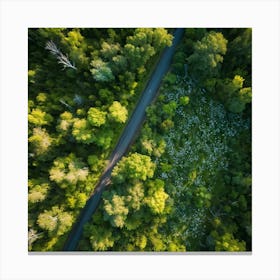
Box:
37, 206, 74, 236
108, 101, 128, 123
112, 152, 155, 183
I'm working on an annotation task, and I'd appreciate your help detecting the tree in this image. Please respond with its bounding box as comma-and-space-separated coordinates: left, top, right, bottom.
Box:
37, 206, 74, 236
90, 58, 114, 82
222, 28, 252, 83
124, 28, 173, 71
66, 191, 87, 209
28, 108, 53, 126
92, 129, 113, 150
153, 138, 166, 158
213, 232, 246, 251
45, 40, 77, 70
164, 72, 177, 85
100, 41, 120, 60
87, 107, 107, 127
56, 111, 74, 134
145, 179, 169, 214
28, 127, 53, 155
112, 153, 156, 183
126, 181, 145, 211
135, 234, 147, 250
84, 224, 116, 251
187, 31, 227, 81
103, 193, 129, 228
87, 154, 105, 172
108, 101, 128, 123
152, 28, 173, 49
36, 92, 47, 103
141, 138, 154, 155
72, 118, 95, 143
28, 180, 49, 203
179, 96, 190, 106
216, 75, 252, 113
163, 101, 177, 117
111, 55, 127, 73
63, 29, 89, 68
49, 154, 89, 188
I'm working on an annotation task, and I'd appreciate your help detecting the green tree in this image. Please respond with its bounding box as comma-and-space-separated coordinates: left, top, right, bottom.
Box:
87, 154, 105, 172
103, 193, 129, 228
66, 191, 87, 209
152, 28, 173, 49
49, 154, 89, 188
90, 58, 114, 82
28, 180, 49, 203
217, 75, 252, 113
222, 28, 252, 83
163, 101, 177, 117
63, 29, 89, 67
37, 206, 74, 236
28, 108, 53, 126
87, 107, 107, 127
179, 96, 190, 106
135, 234, 147, 250
214, 232, 246, 251
29, 127, 53, 156
93, 129, 113, 150
111, 55, 127, 73
84, 223, 116, 251
187, 31, 227, 81
72, 118, 95, 143
145, 179, 169, 214
56, 111, 74, 133
112, 153, 156, 183
100, 41, 121, 60
126, 181, 145, 210
108, 101, 128, 123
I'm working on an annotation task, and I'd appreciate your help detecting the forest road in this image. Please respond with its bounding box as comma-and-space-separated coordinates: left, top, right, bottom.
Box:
63, 28, 185, 251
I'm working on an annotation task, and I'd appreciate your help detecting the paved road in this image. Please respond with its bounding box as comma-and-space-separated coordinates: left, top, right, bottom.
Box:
63, 28, 184, 251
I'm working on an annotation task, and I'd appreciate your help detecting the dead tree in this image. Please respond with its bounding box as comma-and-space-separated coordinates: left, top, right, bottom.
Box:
45, 40, 77, 70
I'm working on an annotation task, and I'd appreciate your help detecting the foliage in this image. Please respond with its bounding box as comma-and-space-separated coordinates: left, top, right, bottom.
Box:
80, 28, 251, 252
28, 27, 173, 251
29, 127, 53, 155
49, 153, 89, 188
144, 179, 169, 214
29, 28, 251, 252
28, 180, 50, 203
108, 101, 128, 123
103, 193, 129, 228
28, 108, 53, 126
37, 206, 74, 236
90, 58, 114, 82
112, 152, 156, 182
72, 118, 95, 144
187, 31, 227, 81
87, 107, 107, 127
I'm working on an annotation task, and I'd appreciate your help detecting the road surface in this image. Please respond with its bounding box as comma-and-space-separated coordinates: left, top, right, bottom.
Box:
63, 28, 184, 251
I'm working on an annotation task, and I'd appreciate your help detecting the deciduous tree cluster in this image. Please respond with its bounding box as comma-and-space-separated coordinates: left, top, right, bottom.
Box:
28, 28, 173, 251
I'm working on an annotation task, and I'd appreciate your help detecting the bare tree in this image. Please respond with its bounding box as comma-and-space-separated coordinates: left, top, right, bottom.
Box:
45, 40, 77, 70
28, 228, 43, 250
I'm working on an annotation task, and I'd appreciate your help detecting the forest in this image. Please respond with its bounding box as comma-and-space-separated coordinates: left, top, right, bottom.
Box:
28, 28, 251, 252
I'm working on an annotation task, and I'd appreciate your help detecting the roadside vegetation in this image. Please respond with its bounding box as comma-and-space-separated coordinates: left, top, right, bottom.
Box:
78, 28, 251, 252
28, 28, 251, 252
28, 28, 173, 251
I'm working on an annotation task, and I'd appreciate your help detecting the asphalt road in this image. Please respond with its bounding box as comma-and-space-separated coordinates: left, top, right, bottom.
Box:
63, 28, 185, 251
